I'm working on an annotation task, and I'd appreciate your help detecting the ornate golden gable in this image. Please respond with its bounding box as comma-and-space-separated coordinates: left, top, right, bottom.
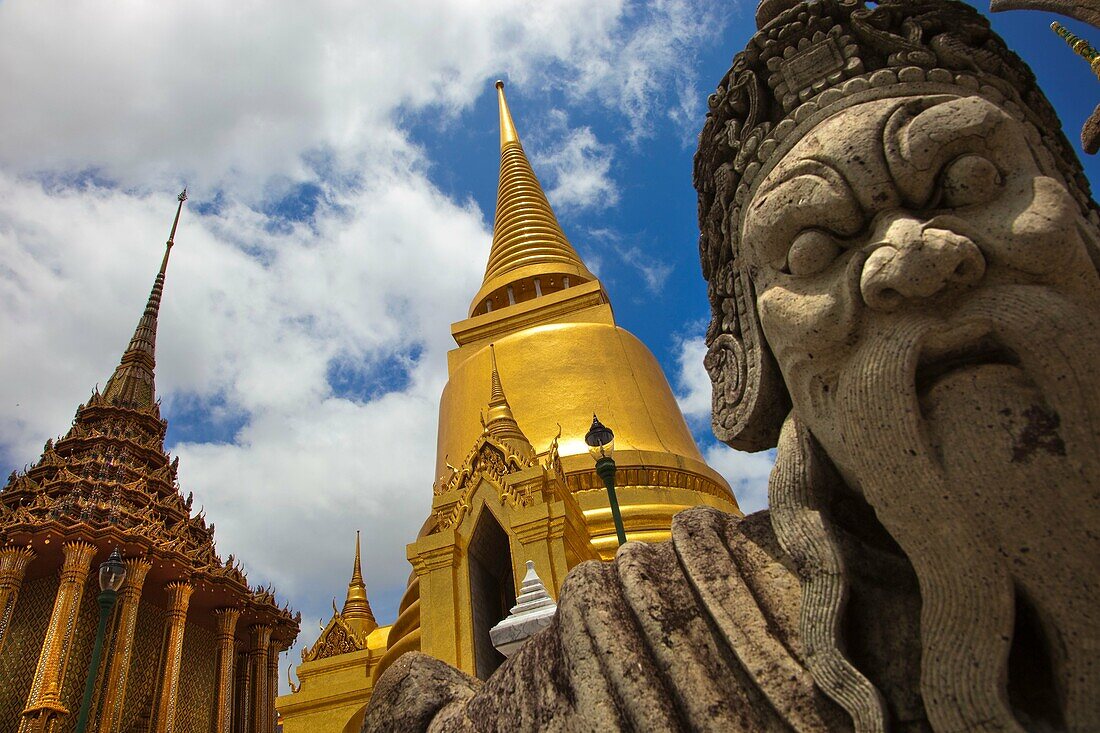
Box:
302, 613, 368, 662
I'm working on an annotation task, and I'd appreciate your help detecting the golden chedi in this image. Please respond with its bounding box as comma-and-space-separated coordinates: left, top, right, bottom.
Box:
277, 533, 391, 733
0, 192, 298, 733
376, 82, 739, 682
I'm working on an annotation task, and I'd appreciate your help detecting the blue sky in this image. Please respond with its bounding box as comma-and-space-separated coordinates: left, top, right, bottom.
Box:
0, 0, 1093, 689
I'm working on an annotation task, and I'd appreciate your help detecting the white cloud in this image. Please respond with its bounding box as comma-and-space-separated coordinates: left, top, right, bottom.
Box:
674, 329, 712, 424
0, 0, 724, 195
0, 0, 732, 689
583, 229, 673, 293
563, 0, 725, 141
704, 442, 774, 515
618, 244, 673, 292
533, 113, 619, 212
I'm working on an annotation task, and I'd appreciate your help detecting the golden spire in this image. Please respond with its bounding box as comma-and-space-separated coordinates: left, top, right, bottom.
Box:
1052, 22, 1100, 80
341, 531, 377, 633
103, 189, 187, 409
489, 343, 508, 405
469, 82, 595, 316
483, 345, 535, 454
497, 79, 520, 148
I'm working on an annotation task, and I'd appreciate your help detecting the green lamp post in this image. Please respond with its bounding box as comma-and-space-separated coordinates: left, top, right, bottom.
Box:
74, 548, 127, 733
585, 414, 628, 547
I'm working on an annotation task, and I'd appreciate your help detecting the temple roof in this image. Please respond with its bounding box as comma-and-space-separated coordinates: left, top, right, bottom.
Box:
0, 191, 298, 644
469, 82, 595, 317
101, 190, 185, 409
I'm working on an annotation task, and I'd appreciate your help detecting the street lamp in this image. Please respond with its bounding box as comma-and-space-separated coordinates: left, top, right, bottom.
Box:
585, 415, 627, 547
75, 548, 127, 733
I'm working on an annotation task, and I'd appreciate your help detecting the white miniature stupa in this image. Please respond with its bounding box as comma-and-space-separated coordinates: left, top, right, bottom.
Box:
489, 560, 558, 657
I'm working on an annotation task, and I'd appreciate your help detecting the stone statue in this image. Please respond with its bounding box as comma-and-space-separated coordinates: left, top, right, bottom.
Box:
363, 2, 1100, 731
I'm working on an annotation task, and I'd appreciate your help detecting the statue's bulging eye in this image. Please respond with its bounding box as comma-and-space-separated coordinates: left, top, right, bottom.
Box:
785, 229, 841, 276
939, 154, 1002, 208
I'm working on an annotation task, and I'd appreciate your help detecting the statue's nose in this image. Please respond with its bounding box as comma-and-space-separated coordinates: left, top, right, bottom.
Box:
860, 215, 986, 312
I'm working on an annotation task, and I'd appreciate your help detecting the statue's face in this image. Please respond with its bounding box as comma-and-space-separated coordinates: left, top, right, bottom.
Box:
741, 95, 1100, 486
736, 95, 1100, 733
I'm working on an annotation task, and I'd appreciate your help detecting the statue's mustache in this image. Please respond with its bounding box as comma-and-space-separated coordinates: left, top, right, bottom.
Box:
838, 286, 1094, 420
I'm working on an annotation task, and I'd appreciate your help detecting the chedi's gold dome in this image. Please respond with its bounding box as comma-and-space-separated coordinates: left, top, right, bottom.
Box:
438, 322, 735, 552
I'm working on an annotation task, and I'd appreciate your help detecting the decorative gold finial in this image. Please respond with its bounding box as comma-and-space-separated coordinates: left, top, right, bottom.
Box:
1052, 22, 1100, 80
161, 188, 187, 271
496, 81, 520, 149
287, 664, 301, 694
351, 530, 364, 585
482, 345, 533, 451
489, 344, 507, 406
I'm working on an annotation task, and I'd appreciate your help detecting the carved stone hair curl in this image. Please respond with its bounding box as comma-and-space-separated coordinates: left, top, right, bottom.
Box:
694, 0, 1095, 451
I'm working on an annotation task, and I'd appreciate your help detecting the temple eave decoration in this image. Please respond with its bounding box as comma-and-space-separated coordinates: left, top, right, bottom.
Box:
430, 422, 569, 533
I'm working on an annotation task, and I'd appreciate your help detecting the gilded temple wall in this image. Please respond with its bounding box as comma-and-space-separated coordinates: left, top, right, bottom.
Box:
120, 600, 167, 732
175, 619, 219, 733
57, 579, 102, 733
0, 570, 278, 733
0, 574, 57, 730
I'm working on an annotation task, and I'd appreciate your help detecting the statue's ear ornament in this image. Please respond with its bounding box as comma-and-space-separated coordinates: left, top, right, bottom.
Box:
704, 264, 789, 452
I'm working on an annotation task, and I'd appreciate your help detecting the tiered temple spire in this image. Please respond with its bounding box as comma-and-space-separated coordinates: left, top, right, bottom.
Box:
2, 191, 194, 514
469, 82, 595, 316
102, 189, 187, 409
483, 345, 533, 454
340, 531, 377, 634
297, 532, 379, 664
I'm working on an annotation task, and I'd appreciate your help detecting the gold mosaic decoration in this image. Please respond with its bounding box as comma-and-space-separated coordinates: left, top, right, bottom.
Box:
57, 579, 102, 733
0, 574, 57, 732
118, 599, 165, 733
175, 620, 218, 733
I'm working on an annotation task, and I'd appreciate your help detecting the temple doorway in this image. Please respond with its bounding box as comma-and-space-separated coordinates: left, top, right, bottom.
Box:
468, 509, 516, 680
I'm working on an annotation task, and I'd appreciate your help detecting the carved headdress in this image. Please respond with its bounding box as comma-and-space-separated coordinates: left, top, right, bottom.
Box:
695, 0, 1097, 450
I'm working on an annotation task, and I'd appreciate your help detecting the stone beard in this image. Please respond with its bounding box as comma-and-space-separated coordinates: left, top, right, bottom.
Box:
741, 93, 1100, 731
